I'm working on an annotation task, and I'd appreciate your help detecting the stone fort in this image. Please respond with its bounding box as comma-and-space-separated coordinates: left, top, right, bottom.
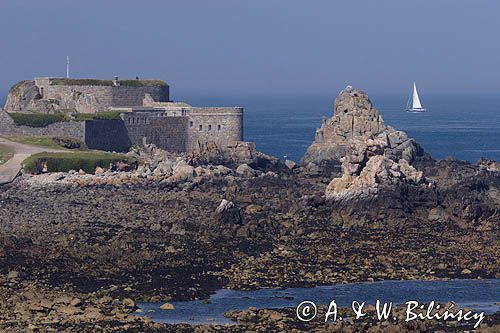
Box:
1, 77, 243, 152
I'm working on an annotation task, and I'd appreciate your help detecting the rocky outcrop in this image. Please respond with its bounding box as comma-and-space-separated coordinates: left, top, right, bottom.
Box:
189, 140, 289, 173
302, 85, 425, 174
325, 155, 425, 202
4, 80, 43, 112
477, 157, 500, 172
4, 80, 66, 113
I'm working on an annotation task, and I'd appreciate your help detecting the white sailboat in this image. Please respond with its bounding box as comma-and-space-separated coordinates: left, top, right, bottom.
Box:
406, 81, 426, 112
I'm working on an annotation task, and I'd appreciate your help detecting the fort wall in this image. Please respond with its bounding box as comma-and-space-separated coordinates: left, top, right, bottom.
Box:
33, 78, 170, 113
186, 107, 243, 150
0, 108, 85, 139
121, 112, 189, 152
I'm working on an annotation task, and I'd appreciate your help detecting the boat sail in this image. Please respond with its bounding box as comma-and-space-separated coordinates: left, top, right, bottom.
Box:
406, 82, 426, 112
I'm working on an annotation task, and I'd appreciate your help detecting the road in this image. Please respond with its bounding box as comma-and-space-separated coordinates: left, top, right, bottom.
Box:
0, 138, 65, 185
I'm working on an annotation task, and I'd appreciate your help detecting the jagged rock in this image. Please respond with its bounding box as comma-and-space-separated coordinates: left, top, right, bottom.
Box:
188, 140, 258, 166
215, 199, 234, 214
7, 270, 19, 280
477, 158, 500, 172
4, 81, 41, 112
94, 167, 105, 175
325, 155, 425, 202
224, 141, 257, 165
236, 164, 259, 177
302, 85, 425, 173
215, 199, 242, 224
122, 298, 135, 308
152, 161, 173, 176
284, 160, 297, 170
168, 164, 194, 183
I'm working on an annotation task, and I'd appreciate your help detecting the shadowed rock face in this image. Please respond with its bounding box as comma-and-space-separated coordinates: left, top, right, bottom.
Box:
302, 85, 425, 175
4, 80, 42, 112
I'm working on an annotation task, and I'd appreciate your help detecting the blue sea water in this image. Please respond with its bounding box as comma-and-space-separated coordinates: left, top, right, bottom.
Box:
2, 94, 499, 163
184, 94, 500, 163
137, 279, 500, 324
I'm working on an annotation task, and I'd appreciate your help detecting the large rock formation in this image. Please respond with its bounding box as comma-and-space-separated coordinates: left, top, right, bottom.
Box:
4, 80, 101, 114
4, 81, 46, 112
302, 85, 425, 174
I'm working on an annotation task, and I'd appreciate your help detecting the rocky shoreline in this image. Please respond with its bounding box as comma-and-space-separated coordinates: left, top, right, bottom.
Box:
0, 86, 498, 331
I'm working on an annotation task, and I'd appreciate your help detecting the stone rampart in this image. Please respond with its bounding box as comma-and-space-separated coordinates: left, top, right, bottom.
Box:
33, 78, 169, 113
186, 107, 243, 150
0, 108, 85, 139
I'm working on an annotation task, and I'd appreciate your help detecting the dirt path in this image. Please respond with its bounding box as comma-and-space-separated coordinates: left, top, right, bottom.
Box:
0, 138, 65, 185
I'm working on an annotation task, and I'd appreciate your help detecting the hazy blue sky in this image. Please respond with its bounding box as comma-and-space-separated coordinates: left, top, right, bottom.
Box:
1, 0, 499, 98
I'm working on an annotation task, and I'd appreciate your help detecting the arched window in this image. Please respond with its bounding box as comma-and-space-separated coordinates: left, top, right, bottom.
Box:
199, 124, 203, 131
208, 125, 212, 131
40, 87, 45, 98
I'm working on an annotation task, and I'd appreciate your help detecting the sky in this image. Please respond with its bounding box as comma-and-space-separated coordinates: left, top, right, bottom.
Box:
1, 0, 500, 99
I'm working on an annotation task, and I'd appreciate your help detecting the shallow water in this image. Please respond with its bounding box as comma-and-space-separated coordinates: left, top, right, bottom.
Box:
136, 279, 500, 325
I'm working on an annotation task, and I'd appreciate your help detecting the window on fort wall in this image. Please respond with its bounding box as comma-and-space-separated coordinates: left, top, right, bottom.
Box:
199, 125, 202, 131
218, 125, 221, 130
208, 125, 212, 131
190, 121, 193, 127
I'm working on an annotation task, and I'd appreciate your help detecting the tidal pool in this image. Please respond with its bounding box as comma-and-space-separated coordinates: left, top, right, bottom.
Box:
136, 279, 499, 325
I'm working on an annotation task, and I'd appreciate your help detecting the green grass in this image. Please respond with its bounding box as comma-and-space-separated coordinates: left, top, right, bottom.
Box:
74, 111, 122, 121
22, 151, 136, 174
9, 112, 65, 127
5, 136, 87, 150
0, 144, 15, 165
49, 78, 167, 87
7, 110, 123, 127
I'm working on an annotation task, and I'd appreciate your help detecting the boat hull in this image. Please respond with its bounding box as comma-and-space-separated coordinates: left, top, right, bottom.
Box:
406, 108, 426, 113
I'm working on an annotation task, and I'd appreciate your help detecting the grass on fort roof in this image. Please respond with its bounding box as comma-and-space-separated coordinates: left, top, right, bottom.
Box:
49, 78, 167, 87
8, 110, 123, 126
9, 112, 66, 127
0, 144, 15, 166
73, 111, 122, 121
22, 151, 136, 174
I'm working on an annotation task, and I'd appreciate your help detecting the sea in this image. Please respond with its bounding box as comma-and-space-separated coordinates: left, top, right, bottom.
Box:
137, 279, 500, 324
2, 94, 499, 163
184, 94, 500, 163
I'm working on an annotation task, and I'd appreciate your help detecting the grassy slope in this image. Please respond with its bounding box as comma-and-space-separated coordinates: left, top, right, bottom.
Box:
0, 144, 15, 165
4, 136, 87, 150
22, 151, 135, 174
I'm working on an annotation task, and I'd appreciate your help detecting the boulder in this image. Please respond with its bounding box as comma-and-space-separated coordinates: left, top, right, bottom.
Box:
284, 160, 297, 170
325, 155, 425, 202
122, 298, 136, 308
160, 303, 175, 310
169, 162, 194, 183
94, 166, 105, 175
236, 164, 258, 178
215, 199, 242, 224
